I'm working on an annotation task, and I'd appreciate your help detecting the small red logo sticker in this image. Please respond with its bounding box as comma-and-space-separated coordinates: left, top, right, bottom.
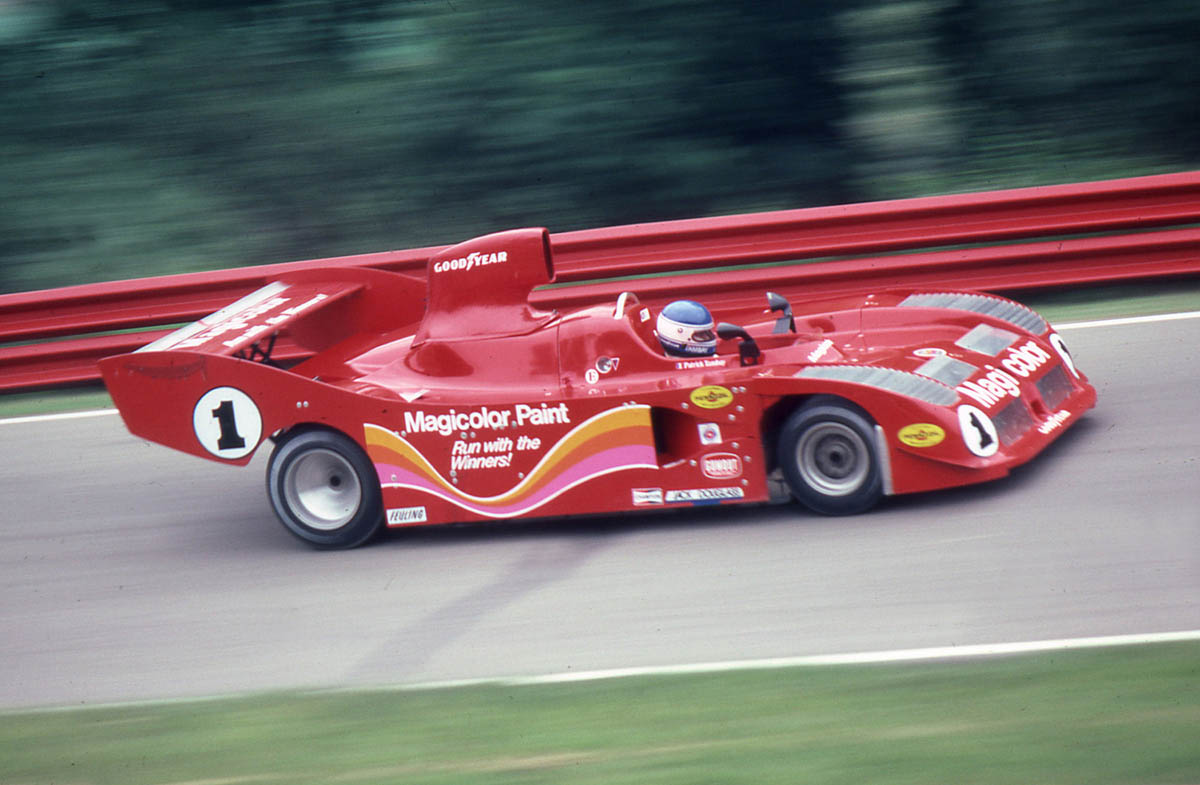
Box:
701, 452, 742, 479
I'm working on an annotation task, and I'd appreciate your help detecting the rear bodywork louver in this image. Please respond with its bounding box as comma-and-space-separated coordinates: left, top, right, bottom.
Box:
899, 293, 1047, 335
798, 365, 959, 406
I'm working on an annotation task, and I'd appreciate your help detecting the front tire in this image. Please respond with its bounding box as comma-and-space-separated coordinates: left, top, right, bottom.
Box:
777, 399, 883, 516
267, 428, 384, 549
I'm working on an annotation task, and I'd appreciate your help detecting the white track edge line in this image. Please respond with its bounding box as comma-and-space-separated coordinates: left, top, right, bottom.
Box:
10, 629, 1198, 714
0, 408, 118, 426
1055, 310, 1200, 330
390, 629, 1200, 690
2, 310, 1197, 427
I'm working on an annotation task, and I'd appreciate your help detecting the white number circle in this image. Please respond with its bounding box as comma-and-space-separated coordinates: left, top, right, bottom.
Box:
193, 387, 262, 459
1048, 333, 1079, 378
957, 404, 999, 458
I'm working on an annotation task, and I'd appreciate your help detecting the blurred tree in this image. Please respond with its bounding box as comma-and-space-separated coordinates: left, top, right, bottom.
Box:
0, 0, 1197, 294
930, 0, 1200, 189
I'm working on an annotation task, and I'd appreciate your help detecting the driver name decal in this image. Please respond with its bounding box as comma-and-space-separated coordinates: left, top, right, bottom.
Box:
675, 358, 726, 370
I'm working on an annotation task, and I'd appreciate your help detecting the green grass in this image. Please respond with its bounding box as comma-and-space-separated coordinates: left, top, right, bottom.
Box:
1019, 278, 1200, 323
2, 642, 1196, 785
0, 385, 112, 417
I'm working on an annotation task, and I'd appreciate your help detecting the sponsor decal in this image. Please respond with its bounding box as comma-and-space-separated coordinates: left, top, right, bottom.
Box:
956, 367, 1021, 408
701, 453, 742, 479
955, 339, 1052, 409
665, 487, 745, 504
173, 293, 329, 351
127, 359, 206, 379
999, 338, 1052, 378
675, 357, 727, 370
806, 338, 835, 363
387, 506, 427, 525
451, 439, 515, 470
913, 347, 947, 358
365, 405, 657, 519
449, 433, 545, 473
432, 250, 508, 274
179, 295, 284, 348
698, 423, 723, 445
639, 308, 651, 322
897, 423, 946, 448
585, 356, 621, 385
632, 488, 664, 506
403, 402, 570, 437
957, 404, 999, 458
689, 385, 733, 409
192, 386, 262, 460
1038, 409, 1072, 435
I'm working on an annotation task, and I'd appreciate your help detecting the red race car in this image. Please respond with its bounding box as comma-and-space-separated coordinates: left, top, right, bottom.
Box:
100, 228, 1096, 548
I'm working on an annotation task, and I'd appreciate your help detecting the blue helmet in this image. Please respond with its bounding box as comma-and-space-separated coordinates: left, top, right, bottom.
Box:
656, 300, 716, 357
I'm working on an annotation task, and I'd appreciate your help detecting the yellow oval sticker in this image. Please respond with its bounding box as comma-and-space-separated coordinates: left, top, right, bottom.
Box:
898, 423, 945, 447
689, 385, 733, 409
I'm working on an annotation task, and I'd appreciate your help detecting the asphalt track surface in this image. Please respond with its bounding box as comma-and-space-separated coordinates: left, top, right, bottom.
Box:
2, 315, 1198, 709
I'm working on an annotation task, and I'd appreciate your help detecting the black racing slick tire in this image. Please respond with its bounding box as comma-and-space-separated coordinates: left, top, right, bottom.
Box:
267, 428, 384, 549
777, 399, 884, 516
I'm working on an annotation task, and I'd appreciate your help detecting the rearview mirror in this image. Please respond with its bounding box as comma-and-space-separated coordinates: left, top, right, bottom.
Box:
716, 322, 761, 366
766, 291, 795, 333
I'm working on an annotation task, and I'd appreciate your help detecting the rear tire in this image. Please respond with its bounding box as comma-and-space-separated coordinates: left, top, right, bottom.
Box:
777, 399, 883, 516
267, 428, 384, 549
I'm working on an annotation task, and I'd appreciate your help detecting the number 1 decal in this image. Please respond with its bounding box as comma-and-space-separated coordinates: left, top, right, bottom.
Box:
211, 399, 246, 450
193, 387, 262, 459
957, 404, 999, 458
967, 411, 994, 450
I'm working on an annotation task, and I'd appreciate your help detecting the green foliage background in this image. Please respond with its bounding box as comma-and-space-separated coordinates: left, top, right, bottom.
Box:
2, 0, 1198, 293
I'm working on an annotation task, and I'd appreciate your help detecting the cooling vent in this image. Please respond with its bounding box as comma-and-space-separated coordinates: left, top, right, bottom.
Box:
798, 365, 958, 406
899, 293, 1047, 335
993, 399, 1035, 445
915, 354, 977, 387
1036, 365, 1073, 410
955, 323, 1019, 357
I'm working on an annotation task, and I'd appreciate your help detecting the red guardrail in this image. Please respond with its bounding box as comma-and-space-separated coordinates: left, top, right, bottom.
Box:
3, 170, 1200, 392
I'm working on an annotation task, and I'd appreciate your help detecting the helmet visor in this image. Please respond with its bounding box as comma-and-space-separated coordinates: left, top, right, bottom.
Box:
691, 329, 715, 343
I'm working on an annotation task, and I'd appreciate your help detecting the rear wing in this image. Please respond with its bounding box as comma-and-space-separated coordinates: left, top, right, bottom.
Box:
132, 266, 427, 361
138, 279, 363, 356
99, 267, 426, 463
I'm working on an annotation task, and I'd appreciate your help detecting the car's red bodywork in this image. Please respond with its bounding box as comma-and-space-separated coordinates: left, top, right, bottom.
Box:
99, 227, 1096, 545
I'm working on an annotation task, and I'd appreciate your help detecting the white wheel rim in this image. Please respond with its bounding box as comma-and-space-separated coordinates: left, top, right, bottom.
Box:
796, 422, 870, 496
283, 448, 362, 531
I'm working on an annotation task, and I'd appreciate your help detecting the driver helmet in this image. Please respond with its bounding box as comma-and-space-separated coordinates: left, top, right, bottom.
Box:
656, 300, 716, 357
